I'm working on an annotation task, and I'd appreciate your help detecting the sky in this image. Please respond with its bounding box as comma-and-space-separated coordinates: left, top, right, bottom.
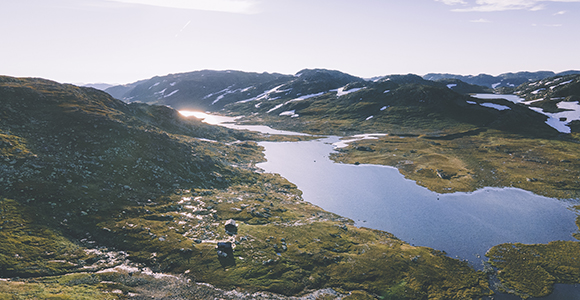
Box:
1, 0, 579, 84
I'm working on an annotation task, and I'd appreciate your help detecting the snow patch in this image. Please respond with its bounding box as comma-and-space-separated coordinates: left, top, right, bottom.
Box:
492, 82, 501, 89
267, 103, 285, 113
383, 90, 390, 94
288, 91, 325, 102
149, 82, 160, 89
266, 91, 327, 113
334, 86, 364, 97
280, 110, 299, 118
333, 134, 387, 148
551, 80, 573, 90
480, 103, 511, 111
365, 116, 374, 121
164, 89, 179, 98
237, 85, 290, 103
531, 88, 546, 94
447, 84, 457, 89
380, 106, 389, 111
466, 99, 510, 110
212, 94, 226, 105
529, 101, 580, 133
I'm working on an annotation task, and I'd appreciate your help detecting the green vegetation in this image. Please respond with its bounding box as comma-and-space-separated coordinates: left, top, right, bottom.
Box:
329, 130, 580, 199
486, 239, 580, 299
219, 73, 580, 299
483, 203, 580, 299
225, 76, 580, 199
91, 179, 491, 299
0, 274, 120, 300
1, 76, 493, 299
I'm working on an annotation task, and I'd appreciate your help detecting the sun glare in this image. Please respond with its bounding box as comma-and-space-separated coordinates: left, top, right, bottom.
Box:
179, 110, 207, 118
179, 110, 228, 125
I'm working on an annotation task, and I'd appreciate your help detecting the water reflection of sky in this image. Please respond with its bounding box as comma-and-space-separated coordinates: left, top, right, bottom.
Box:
179, 110, 239, 125
181, 110, 580, 299
179, 110, 579, 267
179, 110, 309, 135
256, 137, 579, 270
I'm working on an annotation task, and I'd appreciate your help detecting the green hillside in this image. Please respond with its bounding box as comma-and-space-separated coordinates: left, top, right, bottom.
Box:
1, 76, 493, 299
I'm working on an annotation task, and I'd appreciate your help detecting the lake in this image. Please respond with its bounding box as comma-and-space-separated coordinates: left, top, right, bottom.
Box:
256, 136, 578, 268
181, 110, 580, 299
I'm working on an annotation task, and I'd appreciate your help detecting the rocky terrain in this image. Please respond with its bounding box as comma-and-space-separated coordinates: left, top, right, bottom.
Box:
423, 70, 580, 89
4, 69, 580, 299
104, 69, 580, 298
105, 69, 494, 114
1, 76, 494, 299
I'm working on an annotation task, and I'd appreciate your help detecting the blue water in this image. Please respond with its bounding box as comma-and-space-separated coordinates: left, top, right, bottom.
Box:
196, 114, 580, 299
256, 137, 579, 269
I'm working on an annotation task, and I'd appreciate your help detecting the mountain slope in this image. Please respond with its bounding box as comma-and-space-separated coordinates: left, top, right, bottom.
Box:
227, 73, 557, 137
105, 70, 294, 110
510, 74, 580, 133
105, 69, 366, 111
423, 70, 580, 89
514, 74, 580, 107
1, 76, 492, 299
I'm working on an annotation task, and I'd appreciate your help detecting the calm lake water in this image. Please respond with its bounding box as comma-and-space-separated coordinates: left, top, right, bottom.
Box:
256, 137, 579, 268
182, 111, 580, 299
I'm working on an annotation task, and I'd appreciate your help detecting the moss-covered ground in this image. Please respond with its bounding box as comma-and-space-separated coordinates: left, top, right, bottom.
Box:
222, 82, 580, 299
329, 130, 580, 199
486, 238, 580, 298
1, 76, 494, 299
89, 173, 492, 299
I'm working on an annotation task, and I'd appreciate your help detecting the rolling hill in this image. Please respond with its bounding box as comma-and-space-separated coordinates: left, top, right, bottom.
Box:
1, 76, 493, 299
423, 70, 580, 89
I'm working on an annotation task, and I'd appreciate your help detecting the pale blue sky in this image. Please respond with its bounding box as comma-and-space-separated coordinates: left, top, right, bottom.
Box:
1, 0, 579, 84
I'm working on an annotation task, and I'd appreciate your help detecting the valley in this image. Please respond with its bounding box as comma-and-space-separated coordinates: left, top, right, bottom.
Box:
2, 69, 580, 299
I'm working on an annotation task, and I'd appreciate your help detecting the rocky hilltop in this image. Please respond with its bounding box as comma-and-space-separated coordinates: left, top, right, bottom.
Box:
108, 69, 556, 136
1, 76, 494, 299
224, 73, 557, 137
423, 70, 580, 89
107, 69, 493, 113
513, 74, 580, 118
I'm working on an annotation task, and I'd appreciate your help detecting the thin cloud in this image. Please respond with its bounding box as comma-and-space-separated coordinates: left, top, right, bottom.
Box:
175, 20, 191, 38
436, 0, 580, 12
554, 10, 567, 14
470, 18, 491, 22
106, 0, 261, 14
435, 0, 467, 4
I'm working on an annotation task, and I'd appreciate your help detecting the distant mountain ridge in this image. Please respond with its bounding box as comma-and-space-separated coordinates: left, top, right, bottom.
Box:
81, 83, 114, 90
105, 69, 364, 111
423, 70, 580, 89
107, 69, 580, 111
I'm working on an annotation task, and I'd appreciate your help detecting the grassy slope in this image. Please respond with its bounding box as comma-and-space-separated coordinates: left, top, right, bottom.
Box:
0, 77, 491, 299
223, 78, 580, 298
230, 79, 580, 199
